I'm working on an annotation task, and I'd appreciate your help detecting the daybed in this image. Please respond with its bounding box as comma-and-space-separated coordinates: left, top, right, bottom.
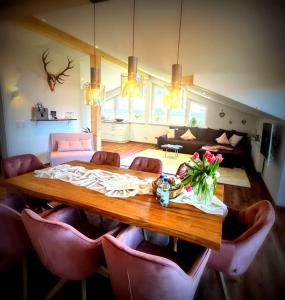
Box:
50, 133, 95, 166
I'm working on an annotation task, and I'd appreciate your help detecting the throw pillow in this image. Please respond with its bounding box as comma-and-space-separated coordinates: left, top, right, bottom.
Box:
167, 129, 175, 139
180, 129, 196, 140
229, 134, 243, 147
216, 132, 230, 145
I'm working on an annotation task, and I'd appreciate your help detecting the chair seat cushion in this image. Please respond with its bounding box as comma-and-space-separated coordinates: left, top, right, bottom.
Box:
73, 220, 106, 240
136, 239, 205, 272
222, 212, 248, 240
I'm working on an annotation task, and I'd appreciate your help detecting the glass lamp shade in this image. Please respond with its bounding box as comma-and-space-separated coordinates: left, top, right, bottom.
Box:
83, 82, 105, 106
121, 73, 143, 99
164, 84, 185, 109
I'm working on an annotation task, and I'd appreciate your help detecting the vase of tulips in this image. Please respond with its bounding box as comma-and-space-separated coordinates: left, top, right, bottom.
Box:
181, 151, 223, 205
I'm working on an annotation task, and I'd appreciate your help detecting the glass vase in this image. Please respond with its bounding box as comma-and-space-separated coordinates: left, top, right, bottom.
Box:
194, 183, 214, 205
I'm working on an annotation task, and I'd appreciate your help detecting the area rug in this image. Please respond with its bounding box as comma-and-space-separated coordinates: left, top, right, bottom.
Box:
121, 149, 251, 188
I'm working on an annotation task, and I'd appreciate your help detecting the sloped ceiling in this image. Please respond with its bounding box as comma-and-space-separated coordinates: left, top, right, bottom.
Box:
3, 0, 285, 119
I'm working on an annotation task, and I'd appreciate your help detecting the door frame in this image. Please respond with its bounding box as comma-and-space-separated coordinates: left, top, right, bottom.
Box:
0, 79, 8, 159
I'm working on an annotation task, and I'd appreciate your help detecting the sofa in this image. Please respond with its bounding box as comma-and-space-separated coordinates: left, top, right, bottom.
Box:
50, 133, 95, 166
156, 126, 251, 168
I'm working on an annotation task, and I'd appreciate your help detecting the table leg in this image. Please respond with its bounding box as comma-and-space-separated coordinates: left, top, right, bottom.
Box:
175, 149, 179, 157
173, 237, 178, 252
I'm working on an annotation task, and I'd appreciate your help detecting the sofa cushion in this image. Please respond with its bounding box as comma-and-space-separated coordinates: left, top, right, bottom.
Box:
170, 126, 188, 139
219, 129, 233, 139
216, 132, 230, 145
57, 139, 93, 152
232, 130, 248, 138
180, 129, 196, 140
205, 128, 223, 142
229, 134, 243, 147
190, 127, 208, 140
166, 129, 175, 139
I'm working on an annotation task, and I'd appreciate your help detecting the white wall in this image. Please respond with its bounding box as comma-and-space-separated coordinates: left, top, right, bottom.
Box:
0, 25, 84, 163
188, 91, 257, 134
256, 119, 285, 206
194, 74, 285, 120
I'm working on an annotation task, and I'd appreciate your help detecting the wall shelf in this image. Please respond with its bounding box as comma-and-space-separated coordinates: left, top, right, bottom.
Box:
31, 119, 77, 122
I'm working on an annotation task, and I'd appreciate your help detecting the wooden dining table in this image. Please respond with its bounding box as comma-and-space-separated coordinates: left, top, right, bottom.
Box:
2, 160, 224, 250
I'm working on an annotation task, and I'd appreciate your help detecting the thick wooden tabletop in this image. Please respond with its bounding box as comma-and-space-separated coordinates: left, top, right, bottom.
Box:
3, 160, 224, 250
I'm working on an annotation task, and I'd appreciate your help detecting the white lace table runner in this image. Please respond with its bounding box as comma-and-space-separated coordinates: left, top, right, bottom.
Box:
34, 164, 153, 198
170, 191, 228, 216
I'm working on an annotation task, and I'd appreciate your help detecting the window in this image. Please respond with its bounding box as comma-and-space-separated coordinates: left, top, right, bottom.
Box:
169, 99, 186, 125
115, 96, 129, 121
151, 84, 167, 124
102, 98, 115, 120
189, 101, 207, 127
130, 96, 145, 122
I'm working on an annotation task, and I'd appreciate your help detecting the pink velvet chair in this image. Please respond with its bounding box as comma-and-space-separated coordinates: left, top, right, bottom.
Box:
0, 192, 31, 300
21, 206, 121, 300
102, 226, 211, 300
50, 133, 95, 166
2, 154, 45, 179
90, 151, 120, 167
207, 200, 275, 299
1, 154, 55, 210
129, 157, 162, 174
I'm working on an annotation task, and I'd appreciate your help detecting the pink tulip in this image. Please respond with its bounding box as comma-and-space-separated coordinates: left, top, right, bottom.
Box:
185, 184, 192, 192
206, 154, 216, 164
192, 152, 199, 160
205, 151, 212, 158
216, 153, 224, 163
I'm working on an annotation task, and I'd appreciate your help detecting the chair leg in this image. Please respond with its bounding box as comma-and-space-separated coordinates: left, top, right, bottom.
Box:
45, 279, 66, 300
81, 279, 87, 300
22, 256, 28, 300
96, 266, 109, 278
142, 229, 148, 240
173, 237, 178, 252
216, 271, 230, 300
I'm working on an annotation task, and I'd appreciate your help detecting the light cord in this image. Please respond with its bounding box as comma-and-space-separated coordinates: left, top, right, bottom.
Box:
177, 0, 183, 64
93, 2, 96, 56
132, 0, 136, 56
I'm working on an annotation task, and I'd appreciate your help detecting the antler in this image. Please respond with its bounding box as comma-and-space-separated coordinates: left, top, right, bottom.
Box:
55, 57, 74, 84
41, 49, 51, 75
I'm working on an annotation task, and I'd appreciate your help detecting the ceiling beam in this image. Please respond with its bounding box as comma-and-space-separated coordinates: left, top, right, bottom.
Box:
0, 0, 109, 20
16, 16, 150, 78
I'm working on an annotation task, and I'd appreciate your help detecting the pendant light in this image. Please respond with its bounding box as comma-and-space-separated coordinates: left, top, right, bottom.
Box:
165, 0, 185, 109
84, 0, 105, 106
121, 0, 143, 99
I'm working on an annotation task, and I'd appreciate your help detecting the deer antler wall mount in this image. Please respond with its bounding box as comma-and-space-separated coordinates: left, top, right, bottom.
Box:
42, 50, 74, 91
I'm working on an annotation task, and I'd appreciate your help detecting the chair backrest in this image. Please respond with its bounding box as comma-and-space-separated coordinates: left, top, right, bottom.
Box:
208, 200, 275, 275
2, 154, 45, 178
21, 208, 104, 280
90, 151, 120, 167
129, 157, 162, 174
176, 163, 189, 179
0, 194, 30, 270
50, 133, 94, 152
103, 234, 195, 300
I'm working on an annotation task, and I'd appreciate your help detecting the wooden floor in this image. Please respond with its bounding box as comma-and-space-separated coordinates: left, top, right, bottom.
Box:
0, 141, 284, 300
